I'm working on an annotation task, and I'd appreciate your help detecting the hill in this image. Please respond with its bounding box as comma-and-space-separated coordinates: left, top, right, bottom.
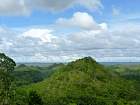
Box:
13, 63, 64, 86
20, 57, 140, 105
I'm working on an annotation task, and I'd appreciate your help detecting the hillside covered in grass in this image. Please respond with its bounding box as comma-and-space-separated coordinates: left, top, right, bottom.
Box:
19, 57, 140, 105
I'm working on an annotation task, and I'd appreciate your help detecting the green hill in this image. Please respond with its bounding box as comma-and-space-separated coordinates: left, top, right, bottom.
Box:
20, 57, 140, 105
13, 63, 64, 86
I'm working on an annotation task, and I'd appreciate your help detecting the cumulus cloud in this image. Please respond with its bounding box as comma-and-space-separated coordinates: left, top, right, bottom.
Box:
22, 28, 56, 43
0, 0, 102, 16
56, 12, 107, 30
0, 12, 140, 62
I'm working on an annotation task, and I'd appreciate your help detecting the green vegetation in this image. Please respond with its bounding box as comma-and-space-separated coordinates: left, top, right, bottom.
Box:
20, 57, 140, 105
0, 53, 140, 105
28, 90, 44, 105
0, 53, 16, 105
108, 64, 140, 81
13, 63, 63, 86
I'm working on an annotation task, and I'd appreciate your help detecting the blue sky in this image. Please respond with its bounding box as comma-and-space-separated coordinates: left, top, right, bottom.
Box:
0, 0, 140, 62
0, 0, 139, 27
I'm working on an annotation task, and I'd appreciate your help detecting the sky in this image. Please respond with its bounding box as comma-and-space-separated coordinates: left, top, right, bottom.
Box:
0, 0, 140, 62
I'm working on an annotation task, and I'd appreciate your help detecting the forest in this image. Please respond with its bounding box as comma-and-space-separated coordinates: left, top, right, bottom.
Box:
0, 53, 140, 105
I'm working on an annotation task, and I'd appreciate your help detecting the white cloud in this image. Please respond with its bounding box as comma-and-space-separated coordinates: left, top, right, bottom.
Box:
0, 12, 140, 62
0, 0, 29, 16
0, 0, 102, 16
56, 12, 107, 30
22, 28, 56, 43
32, 0, 102, 11
68, 30, 110, 49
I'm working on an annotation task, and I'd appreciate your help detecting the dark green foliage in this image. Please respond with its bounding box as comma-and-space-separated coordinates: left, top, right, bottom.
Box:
108, 64, 140, 81
28, 90, 44, 105
13, 70, 44, 86
0, 53, 16, 105
12, 63, 63, 86
14, 90, 44, 105
0, 53, 16, 72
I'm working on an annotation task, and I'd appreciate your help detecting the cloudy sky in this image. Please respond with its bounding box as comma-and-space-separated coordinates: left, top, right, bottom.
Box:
0, 0, 140, 62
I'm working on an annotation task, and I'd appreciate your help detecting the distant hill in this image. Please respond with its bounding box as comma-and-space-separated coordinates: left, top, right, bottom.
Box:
13, 63, 64, 86
20, 57, 140, 105
16, 62, 54, 67
100, 62, 140, 65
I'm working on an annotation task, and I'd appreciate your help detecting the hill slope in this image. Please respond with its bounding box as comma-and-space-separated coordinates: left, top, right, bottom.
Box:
21, 57, 140, 105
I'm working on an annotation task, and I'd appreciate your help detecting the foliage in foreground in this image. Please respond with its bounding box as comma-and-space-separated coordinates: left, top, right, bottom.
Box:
0, 53, 16, 105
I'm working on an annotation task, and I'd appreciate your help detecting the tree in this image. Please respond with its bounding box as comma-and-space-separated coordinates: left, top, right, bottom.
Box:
0, 53, 16, 72
0, 53, 16, 105
28, 90, 44, 105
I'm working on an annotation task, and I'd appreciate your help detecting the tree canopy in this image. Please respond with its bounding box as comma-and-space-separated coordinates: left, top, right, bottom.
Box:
0, 53, 16, 73
0, 53, 16, 105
